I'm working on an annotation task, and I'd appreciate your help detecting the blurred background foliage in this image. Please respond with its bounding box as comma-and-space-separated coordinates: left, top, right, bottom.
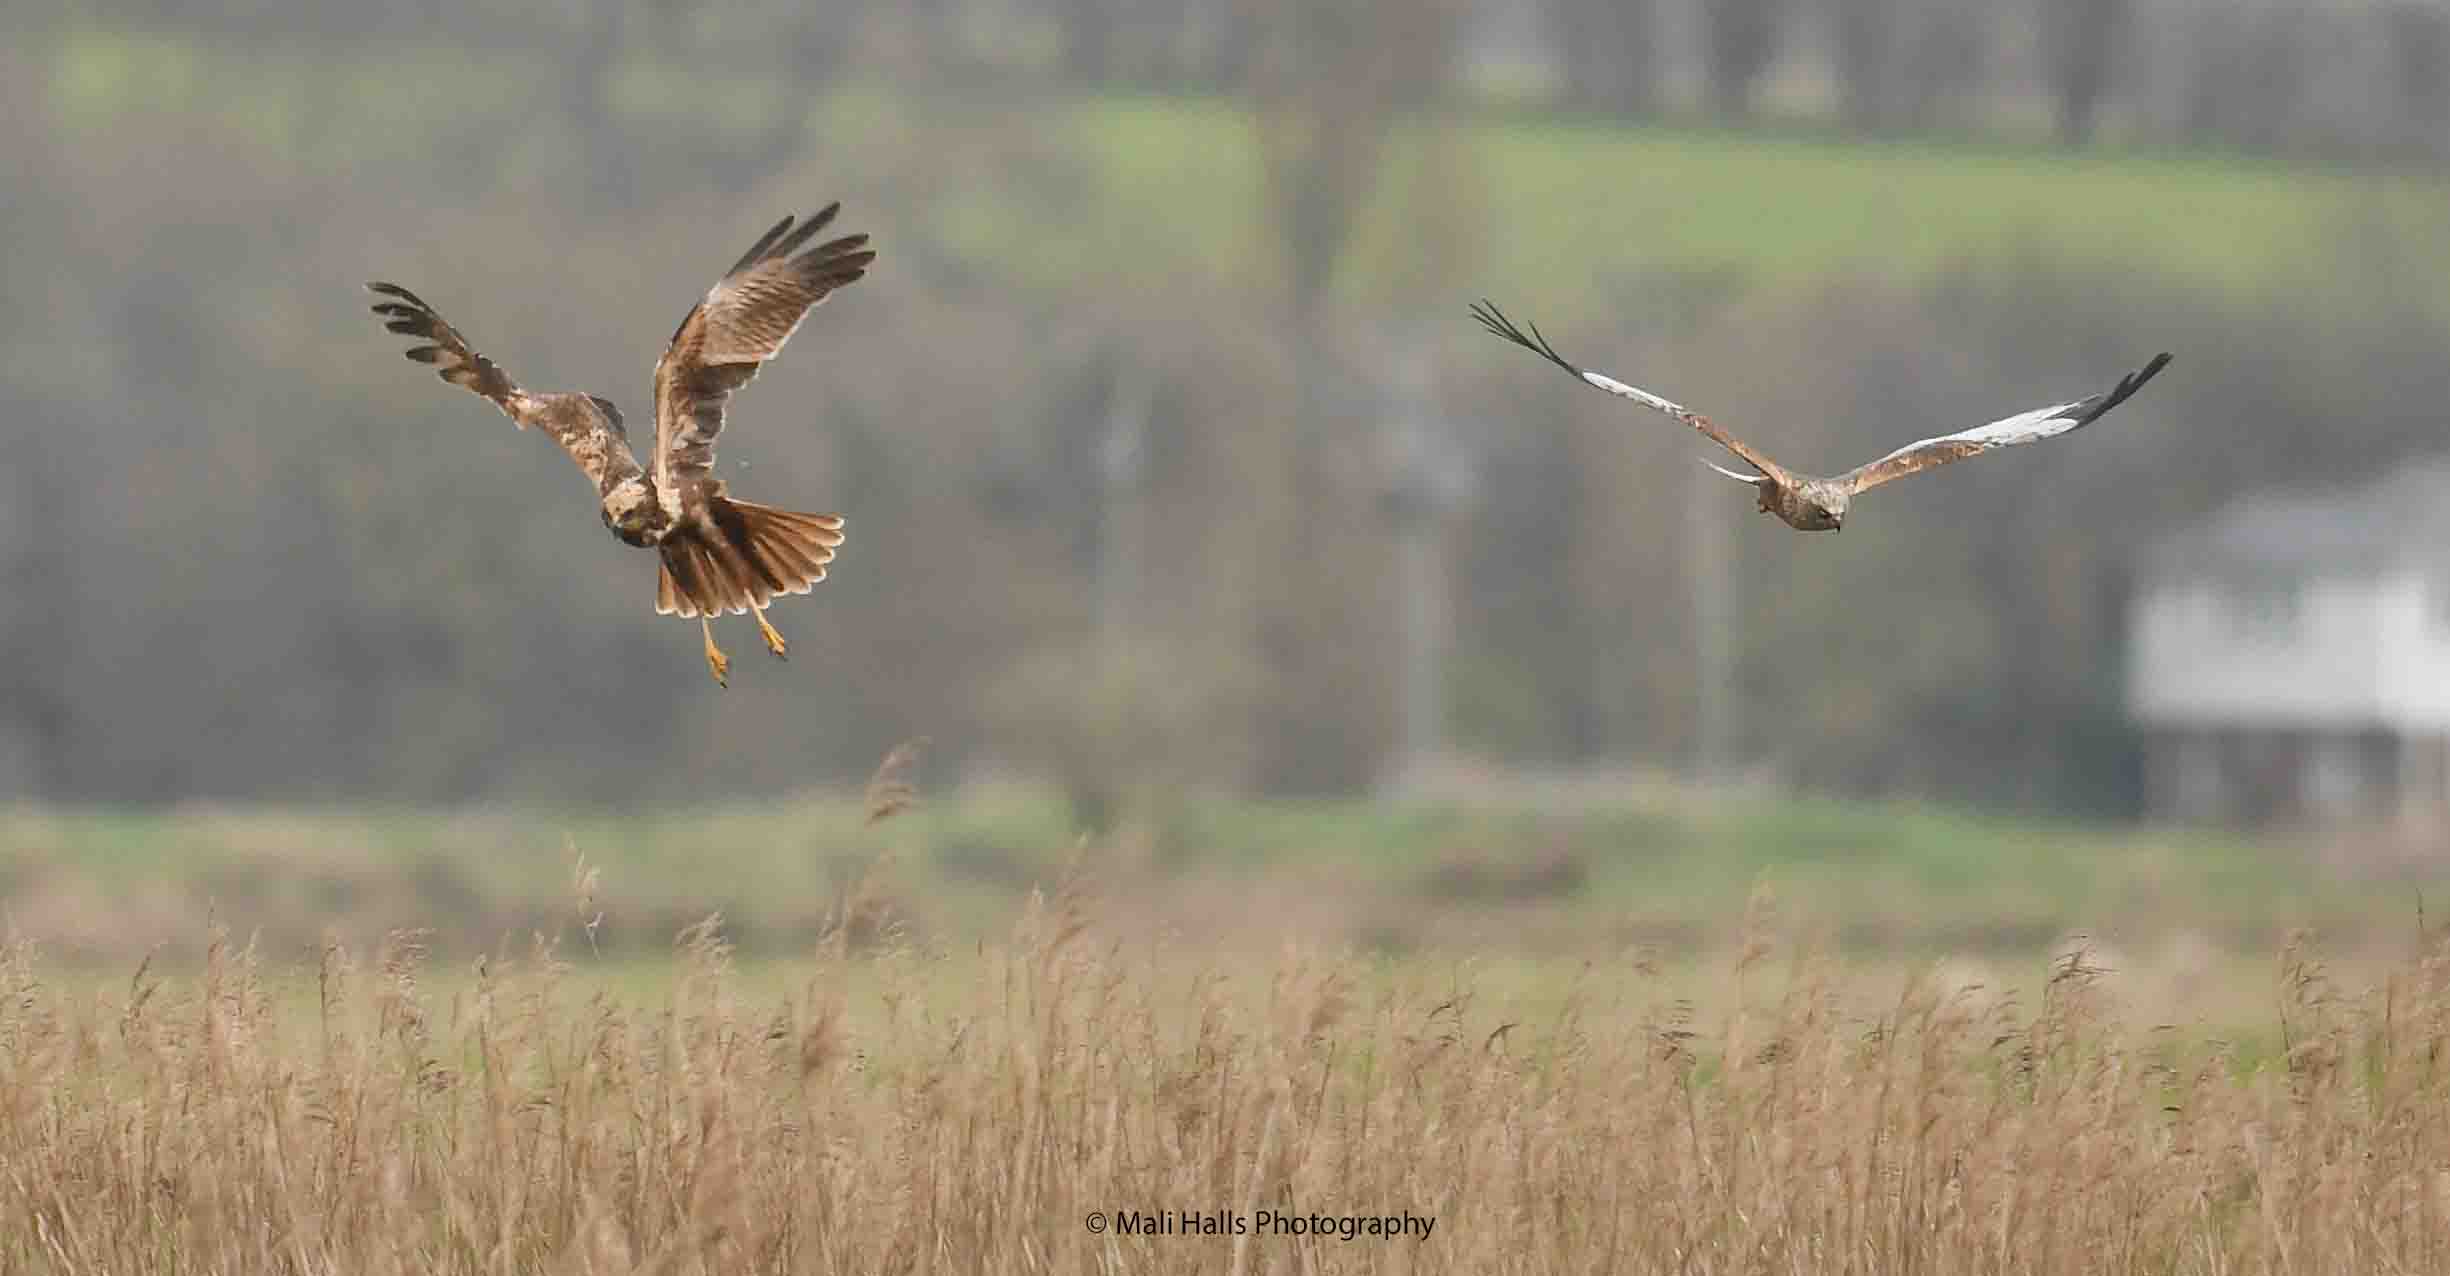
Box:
3, 0, 2449, 830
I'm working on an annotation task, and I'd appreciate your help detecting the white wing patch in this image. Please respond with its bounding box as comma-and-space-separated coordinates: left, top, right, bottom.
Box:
1853, 398, 2092, 472
1582, 370, 1694, 420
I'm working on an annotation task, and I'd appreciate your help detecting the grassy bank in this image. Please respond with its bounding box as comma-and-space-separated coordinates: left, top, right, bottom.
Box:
1, 783, 2432, 971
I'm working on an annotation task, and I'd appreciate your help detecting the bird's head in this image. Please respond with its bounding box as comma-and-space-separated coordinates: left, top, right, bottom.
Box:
1792, 483, 1849, 532
601, 478, 661, 547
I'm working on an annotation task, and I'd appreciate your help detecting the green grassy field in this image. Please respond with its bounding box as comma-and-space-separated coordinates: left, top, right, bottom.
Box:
5, 781, 2434, 987
42, 26, 2450, 309
1054, 95, 2450, 304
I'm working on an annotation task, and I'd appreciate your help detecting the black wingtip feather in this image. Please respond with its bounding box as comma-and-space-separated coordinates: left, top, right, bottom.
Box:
365, 281, 431, 310
810, 250, 877, 285
729, 204, 851, 278
769, 215, 831, 264
809, 232, 870, 260
798, 202, 841, 245
727, 215, 798, 277
1471, 299, 1583, 378
2070, 351, 2175, 426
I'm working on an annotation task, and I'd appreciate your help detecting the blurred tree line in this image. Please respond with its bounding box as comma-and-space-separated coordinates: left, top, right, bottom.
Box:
1539, 0, 2450, 163
45, 0, 2450, 163
4, 0, 2449, 822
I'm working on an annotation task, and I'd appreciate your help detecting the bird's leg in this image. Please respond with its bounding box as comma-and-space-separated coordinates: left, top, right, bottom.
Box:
700, 617, 731, 688
750, 598, 788, 660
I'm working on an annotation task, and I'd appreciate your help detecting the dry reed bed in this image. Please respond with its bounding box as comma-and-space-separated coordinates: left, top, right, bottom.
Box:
2, 890, 2448, 1274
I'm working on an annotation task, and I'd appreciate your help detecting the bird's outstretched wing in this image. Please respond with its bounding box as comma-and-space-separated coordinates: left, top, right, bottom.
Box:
1471, 299, 1794, 485
366, 282, 642, 492
368, 281, 527, 418
653, 205, 876, 524
1840, 353, 2172, 495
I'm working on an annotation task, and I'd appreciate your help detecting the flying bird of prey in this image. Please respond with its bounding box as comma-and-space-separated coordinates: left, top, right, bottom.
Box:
1471, 300, 2171, 532
368, 204, 874, 686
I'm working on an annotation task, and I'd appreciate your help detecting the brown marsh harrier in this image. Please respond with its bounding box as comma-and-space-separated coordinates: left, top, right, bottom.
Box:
369, 205, 874, 686
1471, 300, 2170, 532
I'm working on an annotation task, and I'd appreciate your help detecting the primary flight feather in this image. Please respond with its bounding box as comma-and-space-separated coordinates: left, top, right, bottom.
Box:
1471, 299, 2170, 533
369, 203, 875, 686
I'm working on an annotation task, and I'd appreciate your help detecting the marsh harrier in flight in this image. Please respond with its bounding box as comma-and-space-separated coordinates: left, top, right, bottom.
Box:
369, 205, 873, 685
1471, 300, 2170, 532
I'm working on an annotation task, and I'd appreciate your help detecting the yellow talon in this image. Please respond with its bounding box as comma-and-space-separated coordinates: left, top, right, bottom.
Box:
754, 605, 788, 660
701, 618, 731, 688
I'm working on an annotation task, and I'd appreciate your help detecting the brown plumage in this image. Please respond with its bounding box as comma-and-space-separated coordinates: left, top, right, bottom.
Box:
1473, 300, 2170, 533
369, 204, 874, 686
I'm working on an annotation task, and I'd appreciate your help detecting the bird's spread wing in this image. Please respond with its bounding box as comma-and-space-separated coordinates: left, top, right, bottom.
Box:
367, 282, 641, 493
653, 205, 875, 524
368, 281, 527, 419
1842, 355, 2175, 499
1839, 353, 2171, 494
1471, 299, 1794, 485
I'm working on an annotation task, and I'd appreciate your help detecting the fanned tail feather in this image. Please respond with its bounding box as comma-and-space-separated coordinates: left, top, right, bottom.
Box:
654, 497, 845, 619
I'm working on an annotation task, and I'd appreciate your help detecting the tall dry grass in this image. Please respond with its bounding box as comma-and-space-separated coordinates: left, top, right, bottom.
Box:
2, 884, 2448, 1274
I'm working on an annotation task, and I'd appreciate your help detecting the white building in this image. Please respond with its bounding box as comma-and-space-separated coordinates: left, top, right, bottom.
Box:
2128, 463, 2450, 829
